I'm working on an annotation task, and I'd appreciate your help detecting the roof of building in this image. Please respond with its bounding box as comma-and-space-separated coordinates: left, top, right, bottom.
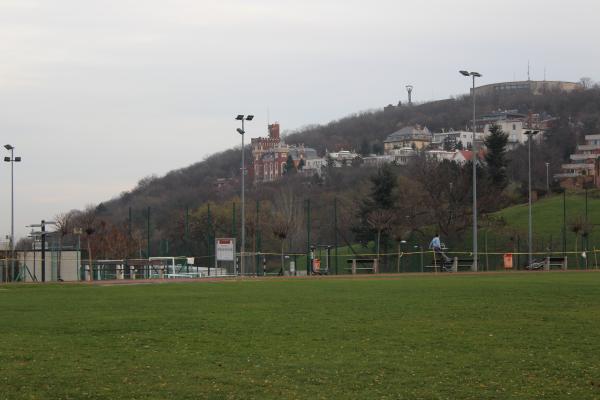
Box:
384, 126, 431, 142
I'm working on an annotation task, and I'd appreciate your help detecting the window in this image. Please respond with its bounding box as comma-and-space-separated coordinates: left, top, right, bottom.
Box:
512, 124, 516, 130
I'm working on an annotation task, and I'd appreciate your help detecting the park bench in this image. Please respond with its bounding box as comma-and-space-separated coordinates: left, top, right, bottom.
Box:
451, 257, 475, 272
346, 259, 379, 274
544, 256, 568, 271
526, 256, 568, 271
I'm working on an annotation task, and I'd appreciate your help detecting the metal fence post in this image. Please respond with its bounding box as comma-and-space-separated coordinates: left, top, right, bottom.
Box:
334, 197, 338, 275
306, 199, 311, 275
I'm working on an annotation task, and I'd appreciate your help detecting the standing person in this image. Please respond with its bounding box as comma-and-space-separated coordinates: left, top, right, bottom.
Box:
429, 233, 451, 269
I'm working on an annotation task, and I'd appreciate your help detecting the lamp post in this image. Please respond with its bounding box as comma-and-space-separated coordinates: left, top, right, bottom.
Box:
399, 240, 407, 273
524, 130, 540, 267
459, 70, 482, 271
4, 144, 21, 280
235, 114, 254, 276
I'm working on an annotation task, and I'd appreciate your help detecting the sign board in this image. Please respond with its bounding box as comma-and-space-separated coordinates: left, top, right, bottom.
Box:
503, 253, 513, 269
216, 238, 236, 262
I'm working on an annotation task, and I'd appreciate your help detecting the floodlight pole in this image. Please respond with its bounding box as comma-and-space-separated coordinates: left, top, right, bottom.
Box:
4, 145, 21, 280
241, 118, 245, 276
460, 71, 481, 271
236, 114, 253, 276
525, 130, 539, 267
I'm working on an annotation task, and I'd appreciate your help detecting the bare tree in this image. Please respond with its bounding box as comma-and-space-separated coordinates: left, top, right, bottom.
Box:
270, 188, 299, 274
580, 77, 594, 90
569, 216, 593, 268
54, 211, 75, 280
75, 205, 97, 281
366, 209, 395, 263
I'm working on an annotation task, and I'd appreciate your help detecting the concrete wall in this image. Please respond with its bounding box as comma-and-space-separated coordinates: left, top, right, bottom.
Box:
17, 250, 81, 282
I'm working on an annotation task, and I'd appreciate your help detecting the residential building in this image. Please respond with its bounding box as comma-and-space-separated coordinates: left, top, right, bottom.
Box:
252, 123, 322, 182
384, 125, 431, 151
432, 130, 476, 150
479, 110, 556, 148
426, 150, 457, 162
362, 155, 394, 167
289, 145, 322, 176
387, 147, 417, 165
326, 150, 360, 167
252, 123, 289, 183
556, 134, 600, 188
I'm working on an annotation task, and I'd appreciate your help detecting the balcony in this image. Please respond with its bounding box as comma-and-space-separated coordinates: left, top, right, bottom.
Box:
554, 172, 581, 179
577, 144, 600, 151
570, 154, 600, 161
561, 163, 595, 170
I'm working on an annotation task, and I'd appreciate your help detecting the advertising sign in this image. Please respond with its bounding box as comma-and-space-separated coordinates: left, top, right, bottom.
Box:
216, 238, 235, 262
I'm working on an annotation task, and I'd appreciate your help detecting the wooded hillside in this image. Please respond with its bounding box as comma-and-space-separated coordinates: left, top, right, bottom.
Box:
39, 86, 600, 263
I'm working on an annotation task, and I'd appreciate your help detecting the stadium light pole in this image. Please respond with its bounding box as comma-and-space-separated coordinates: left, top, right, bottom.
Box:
459, 70, 482, 272
4, 144, 21, 280
524, 130, 539, 267
236, 114, 254, 276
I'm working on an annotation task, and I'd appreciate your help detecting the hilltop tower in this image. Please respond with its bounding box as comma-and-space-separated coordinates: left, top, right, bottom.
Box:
406, 85, 413, 106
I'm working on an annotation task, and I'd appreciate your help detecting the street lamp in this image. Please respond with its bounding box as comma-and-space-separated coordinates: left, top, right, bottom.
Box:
524, 130, 540, 267
4, 144, 21, 280
459, 70, 482, 271
235, 114, 254, 276
398, 239, 407, 273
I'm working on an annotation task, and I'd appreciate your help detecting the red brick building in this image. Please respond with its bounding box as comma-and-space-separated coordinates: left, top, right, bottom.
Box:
251, 123, 290, 183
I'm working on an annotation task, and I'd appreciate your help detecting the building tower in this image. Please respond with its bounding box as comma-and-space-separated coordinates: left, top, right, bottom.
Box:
406, 85, 413, 106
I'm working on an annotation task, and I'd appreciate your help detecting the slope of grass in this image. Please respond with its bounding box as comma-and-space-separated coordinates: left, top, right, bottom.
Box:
2, 274, 600, 399
496, 192, 600, 237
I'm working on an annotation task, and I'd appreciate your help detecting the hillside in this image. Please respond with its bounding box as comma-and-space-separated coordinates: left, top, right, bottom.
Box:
46, 86, 600, 262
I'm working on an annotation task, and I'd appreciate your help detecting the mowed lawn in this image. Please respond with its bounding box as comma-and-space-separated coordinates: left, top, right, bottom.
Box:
2, 274, 600, 399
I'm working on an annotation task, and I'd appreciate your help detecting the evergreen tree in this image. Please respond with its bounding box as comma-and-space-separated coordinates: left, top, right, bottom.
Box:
359, 138, 371, 156
368, 164, 397, 209
283, 154, 296, 174
353, 164, 398, 243
484, 123, 509, 188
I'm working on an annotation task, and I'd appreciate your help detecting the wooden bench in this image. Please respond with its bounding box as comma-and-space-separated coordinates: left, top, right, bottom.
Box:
346, 259, 379, 274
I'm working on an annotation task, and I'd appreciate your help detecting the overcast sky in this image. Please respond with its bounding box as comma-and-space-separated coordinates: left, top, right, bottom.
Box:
0, 0, 598, 239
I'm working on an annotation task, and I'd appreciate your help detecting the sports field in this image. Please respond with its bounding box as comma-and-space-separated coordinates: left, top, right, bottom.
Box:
2, 273, 600, 399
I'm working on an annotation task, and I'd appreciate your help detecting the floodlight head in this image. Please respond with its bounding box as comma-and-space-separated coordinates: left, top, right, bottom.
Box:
237, 128, 245, 135
4, 144, 14, 150
235, 115, 244, 120
14, 157, 21, 162
246, 115, 254, 121
401, 240, 407, 244
471, 72, 482, 77
3, 157, 9, 162
459, 70, 470, 76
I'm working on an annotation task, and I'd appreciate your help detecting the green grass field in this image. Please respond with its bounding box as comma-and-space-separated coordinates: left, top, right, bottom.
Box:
2, 273, 600, 399
496, 192, 600, 241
